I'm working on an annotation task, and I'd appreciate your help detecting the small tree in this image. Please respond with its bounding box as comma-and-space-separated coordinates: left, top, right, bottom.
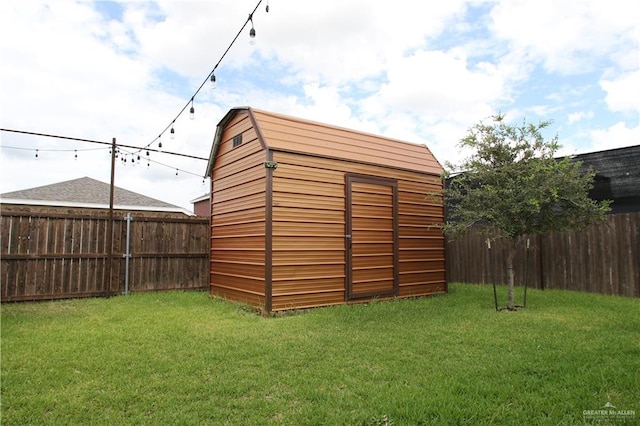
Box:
444, 114, 610, 310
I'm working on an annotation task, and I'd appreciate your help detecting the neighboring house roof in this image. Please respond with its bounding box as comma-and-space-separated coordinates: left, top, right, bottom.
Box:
1, 177, 191, 214
574, 145, 640, 213
205, 107, 443, 177
444, 145, 640, 215
190, 193, 210, 204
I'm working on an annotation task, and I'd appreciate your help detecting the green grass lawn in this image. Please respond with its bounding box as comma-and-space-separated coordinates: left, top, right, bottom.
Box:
2, 284, 639, 425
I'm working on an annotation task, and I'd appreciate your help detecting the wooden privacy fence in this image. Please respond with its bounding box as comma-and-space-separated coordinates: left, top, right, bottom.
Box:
1, 208, 209, 302
446, 212, 639, 297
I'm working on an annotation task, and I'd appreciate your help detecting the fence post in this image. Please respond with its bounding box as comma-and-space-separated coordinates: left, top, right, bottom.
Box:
523, 237, 529, 307
123, 213, 132, 295
105, 137, 117, 298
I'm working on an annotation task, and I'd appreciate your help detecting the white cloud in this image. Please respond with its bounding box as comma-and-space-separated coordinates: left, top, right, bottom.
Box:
373, 50, 505, 121
0, 1, 215, 209
1, 0, 638, 210
558, 121, 640, 158
589, 122, 640, 151
568, 111, 594, 124
489, 0, 640, 74
601, 70, 640, 114
256, 0, 468, 84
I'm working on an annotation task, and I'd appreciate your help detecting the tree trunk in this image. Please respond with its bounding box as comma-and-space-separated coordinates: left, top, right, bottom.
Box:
506, 239, 517, 310
507, 258, 515, 310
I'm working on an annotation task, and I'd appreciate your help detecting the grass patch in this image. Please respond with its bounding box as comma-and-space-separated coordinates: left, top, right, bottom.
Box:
2, 284, 639, 424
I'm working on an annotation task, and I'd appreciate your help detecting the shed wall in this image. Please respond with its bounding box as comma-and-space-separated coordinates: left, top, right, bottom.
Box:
210, 112, 267, 305
270, 150, 445, 311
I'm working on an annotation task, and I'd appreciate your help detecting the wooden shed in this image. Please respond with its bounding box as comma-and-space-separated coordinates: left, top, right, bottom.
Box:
205, 107, 446, 312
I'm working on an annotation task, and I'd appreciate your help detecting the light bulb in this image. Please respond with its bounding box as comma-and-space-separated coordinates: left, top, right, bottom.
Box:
170, 126, 175, 139
210, 73, 216, 89
189, 100, 195, 120
249, 27, 256, 45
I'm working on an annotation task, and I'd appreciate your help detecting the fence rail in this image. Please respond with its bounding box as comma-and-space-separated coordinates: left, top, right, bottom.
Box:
1, 208, 209, 302
446, 212, 639, 297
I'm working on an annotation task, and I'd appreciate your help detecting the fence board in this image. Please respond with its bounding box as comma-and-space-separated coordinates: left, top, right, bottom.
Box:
1, 209, 209, 302
446, 212, 640, 297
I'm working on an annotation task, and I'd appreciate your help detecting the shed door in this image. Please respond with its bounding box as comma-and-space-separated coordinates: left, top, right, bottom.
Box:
345, 175, 398, 300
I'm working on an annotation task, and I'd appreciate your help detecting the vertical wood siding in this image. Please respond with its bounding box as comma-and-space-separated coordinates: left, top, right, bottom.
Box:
1, 210, 209, 301
210, 112, 267, 305
446, 212, 639, 297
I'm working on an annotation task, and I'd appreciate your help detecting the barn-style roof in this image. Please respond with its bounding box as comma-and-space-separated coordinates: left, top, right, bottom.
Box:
1, 177, 189, 214
206, 107, 443, 176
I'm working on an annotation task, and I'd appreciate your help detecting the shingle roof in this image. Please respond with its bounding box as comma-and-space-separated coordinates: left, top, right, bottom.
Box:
1, 177, 184, 211
575, 145, 640, 214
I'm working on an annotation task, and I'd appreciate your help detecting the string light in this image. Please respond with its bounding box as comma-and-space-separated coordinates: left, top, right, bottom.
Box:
2, 139, 205, 189
210, 73, 216, 89
3, 144, 107, 155
0, 0, 270, 183
137, 0, 267, 153
1, 129, 206, 181
249, 14, 256, 45
117, 147, 203, 178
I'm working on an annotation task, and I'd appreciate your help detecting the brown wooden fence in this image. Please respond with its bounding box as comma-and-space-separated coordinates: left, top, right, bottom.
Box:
446, 212, 640, 297
1, 207, 209, 302
4, 208, 638, 301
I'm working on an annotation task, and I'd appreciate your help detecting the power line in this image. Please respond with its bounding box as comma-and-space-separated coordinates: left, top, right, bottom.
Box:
1, 1, 270, 179
0, 128, 207, 161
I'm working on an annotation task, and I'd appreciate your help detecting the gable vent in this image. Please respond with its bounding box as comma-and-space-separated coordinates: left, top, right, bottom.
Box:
232, 134, 243, 148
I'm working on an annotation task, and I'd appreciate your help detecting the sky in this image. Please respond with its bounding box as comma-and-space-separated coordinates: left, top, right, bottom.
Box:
1, 0, 638, 212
